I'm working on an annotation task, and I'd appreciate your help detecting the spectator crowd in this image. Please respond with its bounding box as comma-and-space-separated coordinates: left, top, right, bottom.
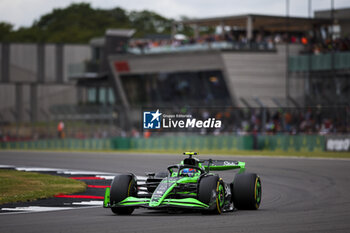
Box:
128, 28, 350, 55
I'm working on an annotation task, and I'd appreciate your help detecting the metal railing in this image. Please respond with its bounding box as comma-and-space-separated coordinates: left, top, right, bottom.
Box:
128, 41, 276, 55
288, 52, 350, 72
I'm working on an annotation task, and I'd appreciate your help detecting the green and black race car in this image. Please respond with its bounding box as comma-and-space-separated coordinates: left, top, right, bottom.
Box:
103, 152, 262, 215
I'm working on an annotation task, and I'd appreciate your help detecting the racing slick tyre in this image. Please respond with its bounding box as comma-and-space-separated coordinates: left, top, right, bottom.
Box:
232, 173, 261, 210
110, 174, 136, 215
198, 175, 225, 214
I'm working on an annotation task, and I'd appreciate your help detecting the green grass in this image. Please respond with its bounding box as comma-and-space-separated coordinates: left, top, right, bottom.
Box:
117, 149, 350, 158
3, 148, 350, 159
0, 169, 86, 204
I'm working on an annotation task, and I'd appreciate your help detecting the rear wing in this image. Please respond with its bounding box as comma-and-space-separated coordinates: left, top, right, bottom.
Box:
202, 160, 245, 173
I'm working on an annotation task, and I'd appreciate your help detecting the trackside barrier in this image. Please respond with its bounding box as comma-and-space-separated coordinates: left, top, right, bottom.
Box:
257, 135, 324, 152
0, 139, 112, 151
0, 135, 326, 152
129, 135, 252, 151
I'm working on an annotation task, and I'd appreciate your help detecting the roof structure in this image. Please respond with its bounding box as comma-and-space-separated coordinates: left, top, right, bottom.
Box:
176, 14, 331, 32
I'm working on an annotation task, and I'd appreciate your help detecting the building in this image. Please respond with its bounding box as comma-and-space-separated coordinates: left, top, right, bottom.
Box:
1, 9, 349, 129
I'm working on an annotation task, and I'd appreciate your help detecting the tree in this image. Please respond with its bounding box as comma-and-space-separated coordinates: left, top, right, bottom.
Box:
129, 10, 173, 38
0, 3, 178, 43
0, 22, 13, 42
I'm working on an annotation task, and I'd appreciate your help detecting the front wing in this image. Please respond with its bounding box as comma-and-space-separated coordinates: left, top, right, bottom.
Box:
103, 188, 209, 209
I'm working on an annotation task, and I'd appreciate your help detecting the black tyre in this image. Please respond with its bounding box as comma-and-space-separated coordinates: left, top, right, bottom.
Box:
232, 173, 261, 210
198, 175, 225, 214
110, 174, 136, 215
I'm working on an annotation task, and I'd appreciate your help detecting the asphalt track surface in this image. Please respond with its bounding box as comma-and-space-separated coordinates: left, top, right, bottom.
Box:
0, 151, 349, 233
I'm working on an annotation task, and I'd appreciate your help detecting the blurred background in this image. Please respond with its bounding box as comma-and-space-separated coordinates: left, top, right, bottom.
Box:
0, 0, 349, 152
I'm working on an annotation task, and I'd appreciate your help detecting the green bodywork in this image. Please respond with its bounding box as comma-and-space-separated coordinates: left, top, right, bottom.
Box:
104, 176, 209, 209
116, 196, 209, 208
103, 187, 110, 208
204, 161, 245, 173
104, 153, 246, 210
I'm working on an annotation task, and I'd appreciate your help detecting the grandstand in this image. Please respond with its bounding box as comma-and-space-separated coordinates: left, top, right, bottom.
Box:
0, 8, 349, 139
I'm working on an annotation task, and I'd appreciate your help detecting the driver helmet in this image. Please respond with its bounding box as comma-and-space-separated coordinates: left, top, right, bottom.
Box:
182, 168, 196, 177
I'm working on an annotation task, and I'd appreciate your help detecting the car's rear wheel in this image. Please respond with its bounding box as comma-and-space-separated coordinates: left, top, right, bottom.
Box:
110, 174, 136, 215
232, 173, 261, 210
198, 175, 225, 214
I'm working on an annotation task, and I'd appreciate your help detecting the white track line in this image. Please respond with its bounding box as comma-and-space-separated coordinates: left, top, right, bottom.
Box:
96, 175, 147, 180
58, 171, 115, 175
15, 167, 117, 176
0, 206, 101, 215
0, 165, 16, 168
96, 175, 115, 180
2, 164, 147, 180
15, 167, 66, 172
1, 206, 75, 212
71, 201, 103, 206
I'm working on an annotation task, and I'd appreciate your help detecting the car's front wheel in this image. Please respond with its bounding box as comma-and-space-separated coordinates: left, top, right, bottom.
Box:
198, 175, 225, 214
110, 174, 136, 215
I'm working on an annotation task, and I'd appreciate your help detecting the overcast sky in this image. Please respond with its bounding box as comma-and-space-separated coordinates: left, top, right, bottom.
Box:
1, 0, 350, 28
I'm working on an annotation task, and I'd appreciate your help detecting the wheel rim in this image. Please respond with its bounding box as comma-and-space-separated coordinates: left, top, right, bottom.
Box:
218, 183, 225, 207
255, 177, 262, 208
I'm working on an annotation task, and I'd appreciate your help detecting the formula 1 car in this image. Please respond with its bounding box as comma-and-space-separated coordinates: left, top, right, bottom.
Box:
103, 152, 261, 215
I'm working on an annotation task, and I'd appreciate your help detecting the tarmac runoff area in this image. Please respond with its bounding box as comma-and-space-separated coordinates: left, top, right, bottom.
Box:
0, 150, 349, 233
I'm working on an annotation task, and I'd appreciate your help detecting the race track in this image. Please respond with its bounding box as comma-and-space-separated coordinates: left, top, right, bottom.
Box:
0, 151, 349, 233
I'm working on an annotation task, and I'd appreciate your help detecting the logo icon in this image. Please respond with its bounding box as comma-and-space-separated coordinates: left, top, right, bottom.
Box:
143, 109, 162, 129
